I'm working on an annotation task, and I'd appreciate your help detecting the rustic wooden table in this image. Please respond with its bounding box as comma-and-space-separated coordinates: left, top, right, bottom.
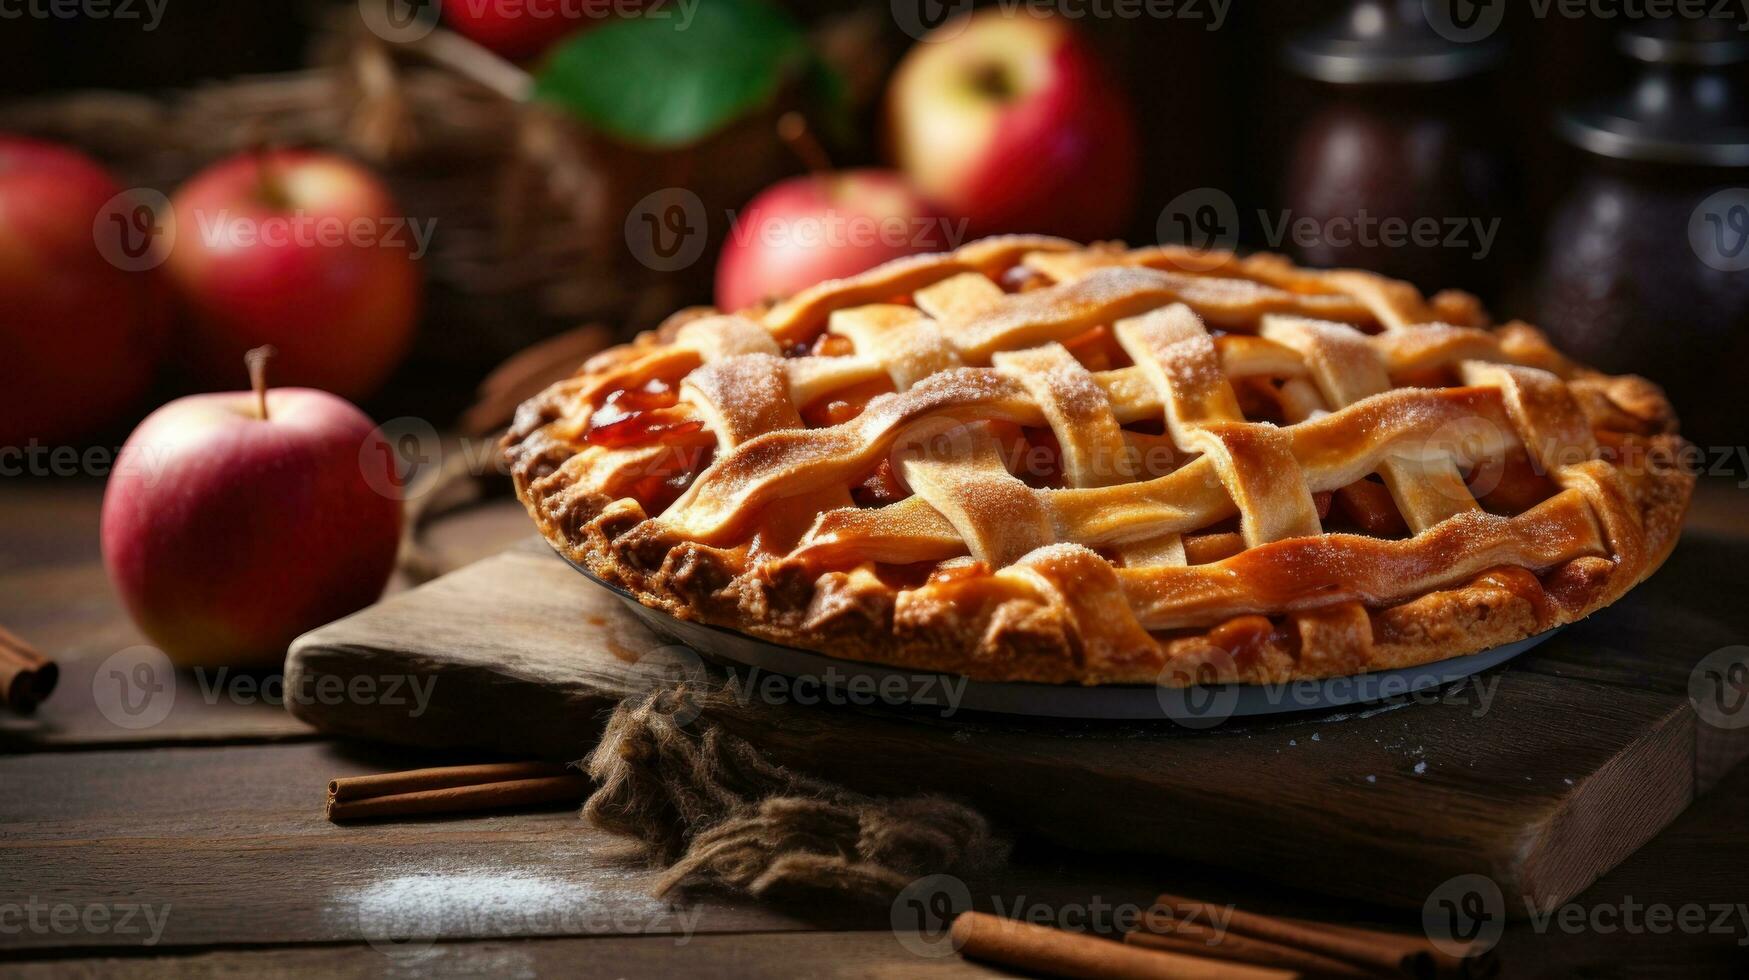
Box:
3, 478, 1746, 978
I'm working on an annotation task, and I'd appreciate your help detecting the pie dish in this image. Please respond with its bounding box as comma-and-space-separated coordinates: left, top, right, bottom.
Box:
504, 237, 1692, 686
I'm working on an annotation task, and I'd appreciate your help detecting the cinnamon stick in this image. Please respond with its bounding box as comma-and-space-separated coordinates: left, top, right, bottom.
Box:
951, 911, 1294, 980
0, 626, 57, 714
1149, 893, 1495, 980
1127, 921, 1377, 978
326, 761, 585, 822
1279, 916, 1497, 980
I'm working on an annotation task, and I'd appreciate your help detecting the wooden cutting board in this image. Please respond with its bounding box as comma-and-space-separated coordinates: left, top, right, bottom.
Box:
286, 531, 1749, 915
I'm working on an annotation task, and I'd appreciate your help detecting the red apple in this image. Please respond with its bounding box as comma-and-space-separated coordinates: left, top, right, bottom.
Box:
715, 169, 949, 312
101, 352, 402, 668
0, 135, 166, 446
443, 0, 614, 60
165, 149, 420, 401
885, 10, 1138, 241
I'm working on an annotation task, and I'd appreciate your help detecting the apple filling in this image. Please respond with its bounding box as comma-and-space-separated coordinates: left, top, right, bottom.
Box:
583, 377, 715, 514
585, 379, 701, 448
1060, 324, 1131, 372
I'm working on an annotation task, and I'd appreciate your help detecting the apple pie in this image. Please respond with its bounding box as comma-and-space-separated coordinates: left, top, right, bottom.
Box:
504, 237, 1691, 685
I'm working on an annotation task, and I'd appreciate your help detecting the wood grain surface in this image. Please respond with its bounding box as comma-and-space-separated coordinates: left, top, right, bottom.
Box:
6, 479, 1748, 977
285, 524, 1749, 916
0, 484, 529, 752
0, 932, 1015, 979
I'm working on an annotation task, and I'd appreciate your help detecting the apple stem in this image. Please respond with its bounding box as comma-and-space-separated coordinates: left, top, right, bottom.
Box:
776, 112, 833, 177
245, 346, 276, 421
253, 144, 290, 209
969, 62, 1016, 102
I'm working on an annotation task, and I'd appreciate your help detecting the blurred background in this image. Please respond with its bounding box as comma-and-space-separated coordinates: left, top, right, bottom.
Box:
3, 0, 1746, 453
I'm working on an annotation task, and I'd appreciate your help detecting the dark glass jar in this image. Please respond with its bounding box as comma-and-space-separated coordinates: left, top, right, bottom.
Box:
1536, 22, 1749, 447
1283, 86, 1507, 295
1280, 0, 1510, 298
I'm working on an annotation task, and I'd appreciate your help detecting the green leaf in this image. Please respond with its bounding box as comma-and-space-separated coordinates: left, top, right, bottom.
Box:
532, 0, 811, 150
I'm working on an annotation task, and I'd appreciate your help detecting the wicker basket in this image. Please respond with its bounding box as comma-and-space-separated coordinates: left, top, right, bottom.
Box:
0, 18, 803, 379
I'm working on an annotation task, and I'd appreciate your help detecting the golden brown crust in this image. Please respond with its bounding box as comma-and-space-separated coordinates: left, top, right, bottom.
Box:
504, 238, 1693, 687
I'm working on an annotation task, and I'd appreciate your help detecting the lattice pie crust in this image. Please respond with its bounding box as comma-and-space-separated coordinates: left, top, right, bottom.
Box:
505, 238, 1691, 686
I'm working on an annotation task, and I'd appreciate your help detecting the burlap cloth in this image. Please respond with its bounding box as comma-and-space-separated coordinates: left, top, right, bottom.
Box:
580, 685, 1009, 901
